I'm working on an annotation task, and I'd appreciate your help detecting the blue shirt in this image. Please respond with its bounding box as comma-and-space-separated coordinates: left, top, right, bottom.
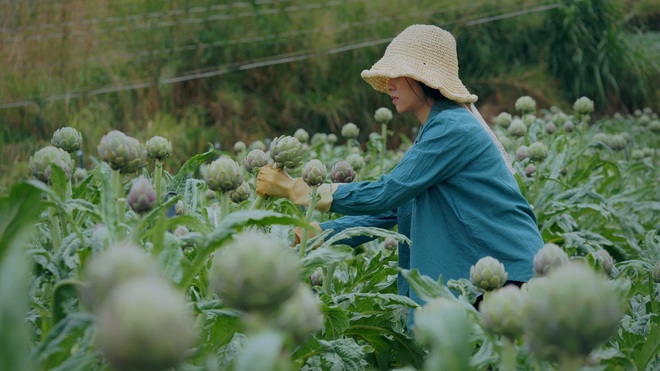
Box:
326, 99, 543, 307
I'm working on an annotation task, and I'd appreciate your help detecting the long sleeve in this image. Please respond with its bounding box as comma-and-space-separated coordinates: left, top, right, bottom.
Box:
319, 210, 398, 248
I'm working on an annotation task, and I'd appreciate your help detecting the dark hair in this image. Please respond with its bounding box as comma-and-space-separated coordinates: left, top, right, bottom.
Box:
420, 82, 445, 101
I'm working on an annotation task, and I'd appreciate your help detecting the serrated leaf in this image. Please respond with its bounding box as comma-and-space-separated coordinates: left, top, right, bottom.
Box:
169, 147, 216, 194
233, 331, 286, 371
318, 338, 368, 371
400, 268, 455, 302
322, 304, 351, 340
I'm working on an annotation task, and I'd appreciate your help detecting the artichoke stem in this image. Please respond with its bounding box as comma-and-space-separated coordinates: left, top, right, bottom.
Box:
380, 122, 388, 174
154, 160, 163, 204
220, 192, 230, 220
298, 185, 317, 258
112, 169, 126, 235
501, 337, 517, 371
48, 201, 63, 253
250, 194, 265, 210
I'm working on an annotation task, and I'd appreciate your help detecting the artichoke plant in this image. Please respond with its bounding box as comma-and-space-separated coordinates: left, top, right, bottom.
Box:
515, 145, 530, 161
146, 136, 172, 162
204, 156, 244, 193
269, 135, 304, 170
127, 176, 156, 214
523, 262, 624, 364
652, 261, 660, 283
229, 181, 251, 204
301, 159, 327, 187
591, 249, 614, 275
528, 142, 548, 162
341, 123, 360, 140
479, 285, 525, 340
374, 107, 393, 124
51, 126, 83, 153
29, 145, 75, 183
515, 96, 536, 115
98, 130, 147, 174
470, 256, 508, 291
330, 161, 356, 183
244, 149, 270, 174
294, 128, 310, 143
210, 231, 301, 312
233, 141, 246, 153
533, 243, 569, 277
573, 96, 595, 116
346, 153, 365, 171
507, 118, 527, 138
493, 112, 513, 128
96, 277, 197, 371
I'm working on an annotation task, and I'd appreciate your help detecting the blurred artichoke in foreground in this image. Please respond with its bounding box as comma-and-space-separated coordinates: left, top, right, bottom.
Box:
96, 277, 197, 371
274, 284, 323, 344
127, 176, 157, 214
146, 136, 172, 161
301, 159, 327, 187
51, 126, 83, 153
30, 145, 75, 183
330, 161, 356, 183
270, 135, 304, 170
524, 262, 624, 363
479, 285, 525, 340
98, 130, 147, 173
470, 256, 508, 291
533, 243, 569, 277
204, 156, 244, 193
210, 231, 301, 312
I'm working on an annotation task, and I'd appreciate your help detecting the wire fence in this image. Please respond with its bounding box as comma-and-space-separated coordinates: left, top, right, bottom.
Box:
0, 0, 570, 110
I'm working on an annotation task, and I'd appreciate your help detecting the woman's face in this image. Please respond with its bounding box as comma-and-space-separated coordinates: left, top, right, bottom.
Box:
386, 77, 432, 121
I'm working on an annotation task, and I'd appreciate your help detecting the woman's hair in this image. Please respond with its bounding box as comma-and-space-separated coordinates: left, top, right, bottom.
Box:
405, 77, 446, 106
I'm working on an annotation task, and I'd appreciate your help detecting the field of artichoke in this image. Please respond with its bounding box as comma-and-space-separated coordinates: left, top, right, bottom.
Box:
1, 96, 659, 371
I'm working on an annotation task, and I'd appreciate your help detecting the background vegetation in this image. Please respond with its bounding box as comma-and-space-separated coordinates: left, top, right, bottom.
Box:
1, 0, 658, 189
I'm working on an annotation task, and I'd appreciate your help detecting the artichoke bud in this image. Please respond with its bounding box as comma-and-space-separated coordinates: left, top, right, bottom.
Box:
327, 133, 338, 144
341, 123, 360, 139
545, 122, 557, 134
98, 130, 147, 173
82, 242, 160, 312
330, 161, 356, 183
310, 133, 327, 146
173, 225, 189, 237
470, 256, 508, 291
244, 149, 270, 174
175, 200, 185, 215
229, 181, 251, 204
270, 135, 304, 170
523, 262, 624, 362
51, 126, 83, 152
274, 285, 323, 344
210, 231, 301, 312
96, 277, 197, 371
146, 136, 172, 161
310, 268, 324, 286
493, 112, 513, 128
507, 118, 527, 138
374, 107, 393, 124
515, 145, 530, 161
127, 176, 156, 214
479, 285, 525, 340
73, 167, 88, 184
301, 160, 327, 187
524, 164, 536, 177
413, 298, 470, 348
204, 156, 244, 193
608, 134, 627, 151
249, 140, 267, 151
383, 237, 398, 251
515, 96, 536, 115
233, 141, 247, 153
294, 128, 310, 143
533, 243, 569, 277
528, 142, 548, 162
573, 96, 595, 115
345, 153, 365, 171
30, 145, 74, 183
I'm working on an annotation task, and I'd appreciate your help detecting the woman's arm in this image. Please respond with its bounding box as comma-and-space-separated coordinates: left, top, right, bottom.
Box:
319, 209, 398, 248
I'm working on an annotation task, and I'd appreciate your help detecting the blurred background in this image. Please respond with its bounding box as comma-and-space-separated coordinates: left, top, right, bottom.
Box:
1, 0, 658, 188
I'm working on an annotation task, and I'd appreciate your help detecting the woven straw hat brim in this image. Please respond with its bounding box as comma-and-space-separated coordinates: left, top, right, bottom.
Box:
361, 25, 478, 104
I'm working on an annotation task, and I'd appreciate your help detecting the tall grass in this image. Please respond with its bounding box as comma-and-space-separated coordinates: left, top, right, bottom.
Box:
0, 0, 658, 189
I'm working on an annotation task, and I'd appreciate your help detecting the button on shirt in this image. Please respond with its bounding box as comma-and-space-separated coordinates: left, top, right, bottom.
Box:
327, 99, 543, 307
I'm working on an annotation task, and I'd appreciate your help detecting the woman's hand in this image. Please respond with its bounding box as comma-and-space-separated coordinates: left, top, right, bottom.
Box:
256, 165, 297, 198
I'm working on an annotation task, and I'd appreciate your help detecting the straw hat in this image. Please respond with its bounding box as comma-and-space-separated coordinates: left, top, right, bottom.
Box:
361, 24, 478, 104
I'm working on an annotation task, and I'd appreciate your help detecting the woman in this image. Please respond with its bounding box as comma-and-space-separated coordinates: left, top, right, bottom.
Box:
256, 24, 543, 316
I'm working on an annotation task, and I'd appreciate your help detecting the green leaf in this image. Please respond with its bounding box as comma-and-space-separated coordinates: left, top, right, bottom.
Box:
399, 268, 455, 302
317, 338, 368, 371
158, 233, 185, 284
321, 304, 351, 340
301, 244, 354, 277
32, 312, 95, 368
0, 182, 46, 371
169, 147, 216, 194
634, 323, 660, 370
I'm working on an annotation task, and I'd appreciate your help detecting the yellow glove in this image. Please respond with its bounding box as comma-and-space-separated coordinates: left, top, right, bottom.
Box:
293, 222, 324, 249
256, 165, 337, 212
